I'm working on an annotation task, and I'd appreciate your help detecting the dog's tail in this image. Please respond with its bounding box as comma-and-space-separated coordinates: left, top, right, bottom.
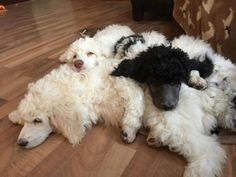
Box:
149, 124, 226, 177
113, 34, 145, 58
183, 134, 226, 177
189, 54, 214, 78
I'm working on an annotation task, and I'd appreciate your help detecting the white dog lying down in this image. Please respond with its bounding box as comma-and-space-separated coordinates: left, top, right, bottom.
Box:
113, 32, 236, 177
9, 24, 138, 148
9, 56, 145, 148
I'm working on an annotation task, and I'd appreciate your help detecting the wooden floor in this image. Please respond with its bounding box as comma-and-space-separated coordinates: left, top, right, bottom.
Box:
0, 0, 235, 177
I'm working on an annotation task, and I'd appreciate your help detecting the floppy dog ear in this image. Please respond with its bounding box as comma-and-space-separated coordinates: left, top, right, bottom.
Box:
59, 49, 72, 63
111, 59, 148, 83
111, 59, 133, 77
50, 109, 86, 145
9, 110, 24, 125
59, 54, 66, 63
59, 40, 80, 63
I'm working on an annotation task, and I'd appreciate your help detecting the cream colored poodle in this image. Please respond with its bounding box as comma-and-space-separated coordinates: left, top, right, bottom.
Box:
9, 26, 144, 148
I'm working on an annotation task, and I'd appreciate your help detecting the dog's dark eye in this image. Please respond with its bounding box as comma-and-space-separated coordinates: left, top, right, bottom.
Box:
232, 97, 236, 105
87, 52, 94, 56
73, 54, 77, 59
170, 81, 180, 86
33, 118, 42, 124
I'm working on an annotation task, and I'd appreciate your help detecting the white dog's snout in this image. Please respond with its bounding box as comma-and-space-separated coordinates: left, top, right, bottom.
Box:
17, 138, 28, 147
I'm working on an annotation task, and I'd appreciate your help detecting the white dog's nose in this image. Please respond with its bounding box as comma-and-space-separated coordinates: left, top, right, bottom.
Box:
74, 59, 84, 69
17, 138, 28, 147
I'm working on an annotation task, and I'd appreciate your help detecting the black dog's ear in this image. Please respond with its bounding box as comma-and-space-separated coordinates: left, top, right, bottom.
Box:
111, 59, 133, 77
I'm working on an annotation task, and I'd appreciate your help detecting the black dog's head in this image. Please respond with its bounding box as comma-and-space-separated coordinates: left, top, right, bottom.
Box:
147, 78, 181, 110
111, 45, 190, 111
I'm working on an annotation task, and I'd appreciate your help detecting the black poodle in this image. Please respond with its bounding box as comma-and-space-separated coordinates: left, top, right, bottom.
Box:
111, 45, 214, 110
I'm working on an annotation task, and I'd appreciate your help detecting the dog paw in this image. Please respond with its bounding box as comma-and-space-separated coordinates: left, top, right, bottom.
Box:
189, 71, 208, 90
146, 135, 162, 148
121, 128, 137, 144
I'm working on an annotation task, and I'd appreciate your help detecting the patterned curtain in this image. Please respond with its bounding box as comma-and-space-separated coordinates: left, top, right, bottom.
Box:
173, 0, 236, 61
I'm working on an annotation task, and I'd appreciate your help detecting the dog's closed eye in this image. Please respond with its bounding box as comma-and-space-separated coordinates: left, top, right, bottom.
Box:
87, 52, 94, 56
33, 118, 42, 124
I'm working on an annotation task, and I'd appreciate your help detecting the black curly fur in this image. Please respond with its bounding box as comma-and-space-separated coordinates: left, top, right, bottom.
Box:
189, 55, 214, 78
113, 34, 145, 57
111, 45, 214, 85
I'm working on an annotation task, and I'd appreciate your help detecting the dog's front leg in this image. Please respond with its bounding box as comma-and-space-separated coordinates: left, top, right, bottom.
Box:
121, 111, 143, 143
120, 87, 144, 143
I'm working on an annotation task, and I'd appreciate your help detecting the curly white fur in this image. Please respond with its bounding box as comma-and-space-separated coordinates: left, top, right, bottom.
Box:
9, 57, 144, 148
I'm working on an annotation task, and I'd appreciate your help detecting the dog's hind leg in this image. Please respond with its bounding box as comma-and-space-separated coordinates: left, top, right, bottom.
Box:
147, 123, 226, 177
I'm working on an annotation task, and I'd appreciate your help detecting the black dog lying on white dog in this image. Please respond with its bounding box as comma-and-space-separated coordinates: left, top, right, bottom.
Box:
112, 41, 214, 110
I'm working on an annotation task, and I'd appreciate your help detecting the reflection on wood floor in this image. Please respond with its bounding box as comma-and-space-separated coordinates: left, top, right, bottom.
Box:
0, 0, 235, 177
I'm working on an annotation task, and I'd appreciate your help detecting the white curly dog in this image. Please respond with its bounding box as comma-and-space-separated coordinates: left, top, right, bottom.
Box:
9, 25, 144, 148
